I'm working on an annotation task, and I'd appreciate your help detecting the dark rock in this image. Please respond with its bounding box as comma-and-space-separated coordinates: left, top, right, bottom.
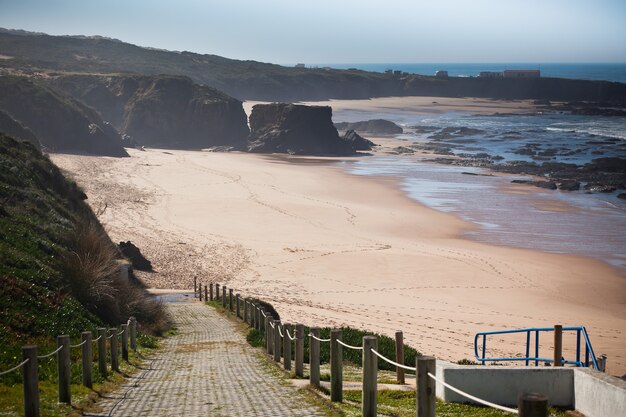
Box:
510, 179, 557, 190
0, 109, 40, 149
389, 146, 415, 155
248, 103, 360, 155
618, 193, 626, 200
584, 184, 617, 193
558, 180, 580, 191
584, 157, 626, 173
335, 119, 403, 135
118, 241, 152, 271
429, 126, 485, 140
341, 129, 375, 151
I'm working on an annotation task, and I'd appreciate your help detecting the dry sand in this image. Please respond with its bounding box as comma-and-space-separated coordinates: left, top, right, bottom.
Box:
52, 146, 626, 375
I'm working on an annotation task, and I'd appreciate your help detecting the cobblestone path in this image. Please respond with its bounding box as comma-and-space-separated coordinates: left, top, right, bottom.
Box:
88, 298, 326, 417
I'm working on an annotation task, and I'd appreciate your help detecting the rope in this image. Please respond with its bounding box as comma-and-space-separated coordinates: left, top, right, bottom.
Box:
308, 333, 331, 342
37, 345, 64, 359
277, 326, 285, 338
269, 321, 276, 329
117, 330, 125, 336
427, 372, 517, 414
70, 340, 87, 348
107, 334, 115, 339
337, 339, 363, 350
370, 348, 416, 371
285, 328, 297, 341
0, 359, 29, 376
92, 335, 102, 342
261, 310, 268, 318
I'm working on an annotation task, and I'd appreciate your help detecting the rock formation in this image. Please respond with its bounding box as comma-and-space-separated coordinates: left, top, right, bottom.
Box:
342, 129, 376, 151
335, 119, 403, 135
50, 74, 250, 149
0, 109, 40, 149
247, 103, 373, 155
0, 76, 127, 156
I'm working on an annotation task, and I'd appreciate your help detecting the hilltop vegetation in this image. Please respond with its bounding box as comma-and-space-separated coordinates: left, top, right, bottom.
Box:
1, 28, 625, 103
0, 135, 168, 378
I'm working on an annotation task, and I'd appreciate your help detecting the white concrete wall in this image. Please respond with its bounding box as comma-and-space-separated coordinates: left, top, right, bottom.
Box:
574, 368, 626, 417
435, 361, 574, 407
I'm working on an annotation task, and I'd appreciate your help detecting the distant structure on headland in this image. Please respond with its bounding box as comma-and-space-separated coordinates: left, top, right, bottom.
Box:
435, 70, 449, 78
478, 69, 540, 78
294, 63, 305, 68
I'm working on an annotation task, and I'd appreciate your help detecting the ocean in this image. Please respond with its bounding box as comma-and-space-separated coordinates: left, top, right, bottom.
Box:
311, 63, 626, 84
331, 108, 626, 272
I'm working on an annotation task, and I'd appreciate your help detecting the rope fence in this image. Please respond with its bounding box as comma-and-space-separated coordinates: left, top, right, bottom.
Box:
200, 281, 551, 417
1, 316, 138, 417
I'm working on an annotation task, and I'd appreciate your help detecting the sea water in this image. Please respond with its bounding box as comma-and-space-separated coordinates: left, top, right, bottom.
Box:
312, 63, 626, 83
334, 110, 626, 272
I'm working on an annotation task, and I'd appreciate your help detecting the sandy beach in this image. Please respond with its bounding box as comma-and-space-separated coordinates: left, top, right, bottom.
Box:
52, 135, 626, 375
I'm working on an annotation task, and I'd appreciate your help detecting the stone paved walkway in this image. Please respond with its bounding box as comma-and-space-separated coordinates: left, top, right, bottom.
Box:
87, 297, 326, 417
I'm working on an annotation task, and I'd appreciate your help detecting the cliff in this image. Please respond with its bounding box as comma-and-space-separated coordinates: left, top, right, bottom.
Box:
1, 29, 625, 103
0, 76, 128, 156
248, 103, 373, 155
0, 109, 39, 148
49, 74, 250, 149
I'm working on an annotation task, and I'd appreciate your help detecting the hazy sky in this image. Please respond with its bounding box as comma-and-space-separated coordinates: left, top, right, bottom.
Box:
1, 0, 625, 64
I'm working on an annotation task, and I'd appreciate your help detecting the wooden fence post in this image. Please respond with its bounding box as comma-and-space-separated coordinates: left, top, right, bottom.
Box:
198, 284, 203, 301
256, 305, 262, 331
193, 277, 197, 295
274, 321, 282, 362
244, 299, 249, 323
295, 323, 304, 378
251, 301, 256, 328
129, 317, 137, 352
216, 283, 220, 300
268, 318, 275, 355
416, 356, 436, 417
310, 327, 321, 388
110, 328, 119, 372
554, 325, 563, 367
97, 328, 107, 377
396, 331, 405, 384
81, 331, 93, 388
330, 329, 343, 402
204, 285, 208, 302
518, 393, 548, 417
265, 316, 271, 353
222, 286, 227, 308
229, 289, 233, 311
209, 283, 214, 301
121, 324, 129, 361
363, 336, 378, 417
22, 345, 39, 417
57, 335, 71, 404
284, 323, 292, 371
236, 294, 241, 318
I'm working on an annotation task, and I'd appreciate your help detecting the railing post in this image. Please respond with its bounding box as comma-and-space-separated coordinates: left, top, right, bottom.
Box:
518, 393, 548, 417
268, 318, 275, 355
284, 323, 292, 371
98, 328, 107, 377
129, 317, 137, 352
256, 305, 262, 331
22, 345, 39, 417
110, 328, 119, 372
416, 356, 436, 417
121, 324, 129, 361
209, 283, 214, 301
244, 299, 249, 323
193, 277, 197, 296
57, 335, 71, 404
204, 285, 208, 302
295, 323, 304, 378
274, 320, 282, 362
310, 327, 321, 388
265, 316, 271, 353
363, 336, 378, 417
81, 331, 93, 388
396, 331, 405, 384
330, 329, 343, 402
229, 288, 233, 311
251, 301, 256, 328
236, 294, 241, 318
216, 283, 220, 300
198, 283, 203, 301
554, 325, 563, 367
222, 286, 227, 308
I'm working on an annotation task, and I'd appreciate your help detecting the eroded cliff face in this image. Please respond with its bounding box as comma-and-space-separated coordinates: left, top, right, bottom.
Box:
0, 109, 40, 149
0, 76, 127, 156
50, 75, 250, 149
248, 103, 374, 155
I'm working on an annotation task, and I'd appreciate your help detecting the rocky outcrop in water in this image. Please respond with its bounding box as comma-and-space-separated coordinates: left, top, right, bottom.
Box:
49, 74, 250, 149
248, 103, 373, 155
335, 119, 403, 135
0, 76, 127, 156
0, 109, 39, 149
342, 129, 376, 151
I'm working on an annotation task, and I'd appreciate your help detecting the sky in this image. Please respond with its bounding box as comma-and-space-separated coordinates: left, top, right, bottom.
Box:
0, 0, 625, 64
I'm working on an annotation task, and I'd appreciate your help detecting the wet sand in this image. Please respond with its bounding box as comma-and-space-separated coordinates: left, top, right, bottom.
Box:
52, 146, 626, 375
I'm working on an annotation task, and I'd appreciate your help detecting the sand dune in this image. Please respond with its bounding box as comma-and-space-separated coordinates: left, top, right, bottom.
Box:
52, 147, 626, 375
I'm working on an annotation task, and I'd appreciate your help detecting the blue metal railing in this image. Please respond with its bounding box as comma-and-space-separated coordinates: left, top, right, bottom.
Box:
474, 326, 600, 370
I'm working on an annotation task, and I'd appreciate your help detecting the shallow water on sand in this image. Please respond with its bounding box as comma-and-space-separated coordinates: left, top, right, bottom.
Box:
344, 157, 626, 272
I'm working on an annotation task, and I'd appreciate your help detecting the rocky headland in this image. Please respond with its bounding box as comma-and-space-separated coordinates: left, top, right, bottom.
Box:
248, 103, 375, 155
335, 119, 403, 135
49, 74, 250, 149
0, 76, 127, 156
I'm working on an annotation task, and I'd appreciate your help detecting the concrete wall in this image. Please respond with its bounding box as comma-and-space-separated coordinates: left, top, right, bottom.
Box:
574, 368, 626, 417
435, 361, 574, 407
